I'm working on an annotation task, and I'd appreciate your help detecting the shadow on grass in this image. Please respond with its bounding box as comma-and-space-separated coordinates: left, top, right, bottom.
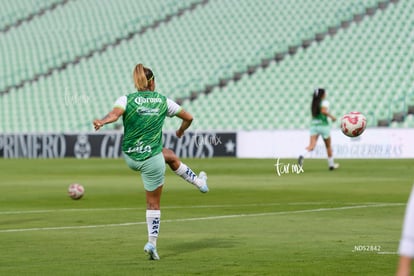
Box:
162, 238, 239, 258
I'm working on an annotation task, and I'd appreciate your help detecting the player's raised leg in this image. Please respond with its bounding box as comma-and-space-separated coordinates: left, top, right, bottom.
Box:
163, 148, 209, 193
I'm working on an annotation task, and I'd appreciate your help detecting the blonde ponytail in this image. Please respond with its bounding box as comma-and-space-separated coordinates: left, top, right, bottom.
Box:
133, 64, 149, 91
133, 63, 154, 91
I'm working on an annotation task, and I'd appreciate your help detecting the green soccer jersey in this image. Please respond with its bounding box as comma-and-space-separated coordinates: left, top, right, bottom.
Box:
311, 99, 330, 126
115, 91, 169, 161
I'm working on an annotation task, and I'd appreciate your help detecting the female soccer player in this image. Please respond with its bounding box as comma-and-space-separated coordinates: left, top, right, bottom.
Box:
93, 64, 207, 260
397, 185, 414, 276
298, 88, 339, 170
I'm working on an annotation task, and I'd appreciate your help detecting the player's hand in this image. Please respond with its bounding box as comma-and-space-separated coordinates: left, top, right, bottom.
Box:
331, 116, 337, 122
176, 129, 184, 138
93, 119, 104, 131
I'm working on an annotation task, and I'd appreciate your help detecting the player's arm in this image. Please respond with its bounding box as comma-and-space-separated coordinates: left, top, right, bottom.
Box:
166, 98, 193, 138
321, 107, 336, 122
93, 107, 124, 131
175, 109, 193, 138
94, 96, 126, 131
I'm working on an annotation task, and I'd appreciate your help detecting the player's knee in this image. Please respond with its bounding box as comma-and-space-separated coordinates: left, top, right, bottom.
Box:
162, 148, 174, 163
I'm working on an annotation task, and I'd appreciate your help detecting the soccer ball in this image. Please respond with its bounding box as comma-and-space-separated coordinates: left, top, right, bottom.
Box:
68, 183, 84, 200
341, 112, 367, 137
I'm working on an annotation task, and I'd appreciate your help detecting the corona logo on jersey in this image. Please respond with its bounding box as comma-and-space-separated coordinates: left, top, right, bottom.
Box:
134, 96, 162, 105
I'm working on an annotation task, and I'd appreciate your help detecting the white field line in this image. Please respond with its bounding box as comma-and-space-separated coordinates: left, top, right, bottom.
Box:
0, 202, 402, 215
377, 252, 399, 255
0, 203, 404, 233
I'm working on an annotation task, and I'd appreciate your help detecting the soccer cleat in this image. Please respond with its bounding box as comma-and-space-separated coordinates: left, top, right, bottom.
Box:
329, 163, 340, 171
144, 242, 160, 260
298, 155, 304, 167
198, 171, 209, 193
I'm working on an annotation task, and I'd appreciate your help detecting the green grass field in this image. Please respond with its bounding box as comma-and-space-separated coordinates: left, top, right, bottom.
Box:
1, 158, 413, 275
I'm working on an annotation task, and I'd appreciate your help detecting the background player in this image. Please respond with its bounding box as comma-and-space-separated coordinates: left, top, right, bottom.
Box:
299, 88, 339, 170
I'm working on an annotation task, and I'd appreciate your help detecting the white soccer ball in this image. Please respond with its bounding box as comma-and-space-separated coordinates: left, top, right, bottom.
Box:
68, 183, 84, 200
341, 111, 367, 137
